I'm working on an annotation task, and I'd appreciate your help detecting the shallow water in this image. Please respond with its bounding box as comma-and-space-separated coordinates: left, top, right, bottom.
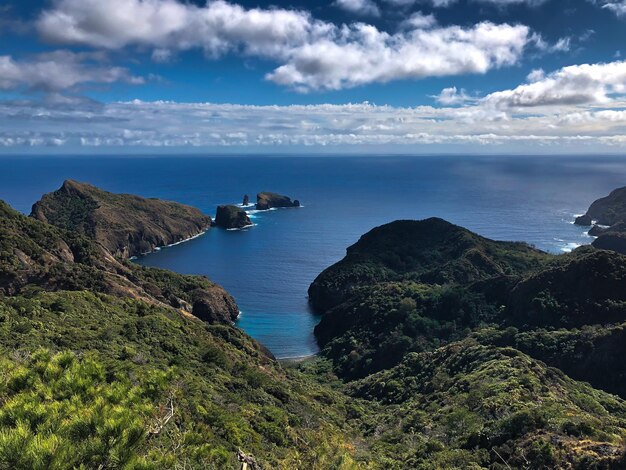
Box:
2, 154, 625, 358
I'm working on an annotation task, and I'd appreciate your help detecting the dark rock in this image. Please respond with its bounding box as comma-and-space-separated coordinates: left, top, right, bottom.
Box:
191, 288, 239, 324
583, 186, 626, 226
215, 205, 252, 229
593, 233, 626, 255
31, 180, 211, 258
243, 194, 250, 206
588, 225, 607, 237
574, 214, 593, 226
256, 192, 300, 210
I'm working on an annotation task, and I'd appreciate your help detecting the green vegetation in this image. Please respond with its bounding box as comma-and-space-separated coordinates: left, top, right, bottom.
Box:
31, 180, 212, 258
309, 218, 626, 468
4, 187, 626, 468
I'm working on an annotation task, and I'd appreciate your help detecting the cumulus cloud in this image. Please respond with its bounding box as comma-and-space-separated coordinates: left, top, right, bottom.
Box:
3, 82, 626, 152
433, 87, 475, 105
0, 51, 143, 91
37, 0, 537, 91
267, 22, 531, 91
334, 0, 380, 16
483, 60, 626, 107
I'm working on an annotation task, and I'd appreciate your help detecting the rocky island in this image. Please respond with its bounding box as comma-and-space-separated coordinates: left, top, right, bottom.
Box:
214, 204, 253, 229
575, 185, 626, 254
31, 180, 212, 259
256, 192, 300, 210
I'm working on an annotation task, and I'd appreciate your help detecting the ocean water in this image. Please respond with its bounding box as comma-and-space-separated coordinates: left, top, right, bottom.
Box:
2, 155, 626, 358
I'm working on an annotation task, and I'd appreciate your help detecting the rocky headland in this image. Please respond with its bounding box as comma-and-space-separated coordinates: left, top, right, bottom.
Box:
31, 180, 212, 259
575, 185, 626, 254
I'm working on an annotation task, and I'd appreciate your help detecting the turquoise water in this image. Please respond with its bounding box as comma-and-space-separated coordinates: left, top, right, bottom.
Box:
2, 155, 626, 357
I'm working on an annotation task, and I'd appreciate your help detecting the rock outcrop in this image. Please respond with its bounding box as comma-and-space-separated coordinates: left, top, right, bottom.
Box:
576, 186, 626, 254
256, 192, 300, 210
574, 214, 593, 226
31, 180, 211, 258
215, 205, 252, 229
243, 194, 250, 206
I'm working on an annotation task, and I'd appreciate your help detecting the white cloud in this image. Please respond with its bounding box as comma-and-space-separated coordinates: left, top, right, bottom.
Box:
433, 87, 475, 105
483, 60, 626, 107
597, 1, 626, 16
37, 0, 536, 91
0, 51, 143, 91
335, 0, 380, 16
420, 0, 547, 6
3, 83, 626, 152
37, 0, 328, 56
267, 22, 531, 91
400, 11, 437, 29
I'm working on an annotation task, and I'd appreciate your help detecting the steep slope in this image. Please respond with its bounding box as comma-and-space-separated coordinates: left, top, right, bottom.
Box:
575, 185, 626, 254
0, 199, 368, 469
350, 340, 626, 469
215, 205, 252, 229
31, 180, 211, 258
309, 218, 549, 312
1, 200, 237, 324
307, 218, 626, 468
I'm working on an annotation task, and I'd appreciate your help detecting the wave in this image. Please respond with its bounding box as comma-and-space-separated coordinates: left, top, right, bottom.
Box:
134, 230, 208, 257
226, 223, 257, 231
560, 242, 582, 253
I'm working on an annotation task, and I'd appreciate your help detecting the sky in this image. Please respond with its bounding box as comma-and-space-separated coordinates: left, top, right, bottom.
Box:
1, 0, 626, 154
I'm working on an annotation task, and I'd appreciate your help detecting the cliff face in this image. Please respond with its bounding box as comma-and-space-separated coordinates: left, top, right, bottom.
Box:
1, 190, 237, 325
31, 180, 212, 259
256, 192, 300, 210
575, 186, 626, 254
214, 205, 252, 229
586, 186, 626, 226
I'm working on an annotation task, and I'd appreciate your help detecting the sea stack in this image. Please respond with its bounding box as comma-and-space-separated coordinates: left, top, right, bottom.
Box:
243, 194, 250, 206
256, 192, 300, 210
215, 205, 252, 229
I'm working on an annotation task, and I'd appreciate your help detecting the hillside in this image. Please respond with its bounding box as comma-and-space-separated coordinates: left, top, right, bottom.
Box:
3, 185, 626, 468
0, 197, 371, 469
308, 218, 626, 467
31, 180, 212, 258
309, 218, 549, 312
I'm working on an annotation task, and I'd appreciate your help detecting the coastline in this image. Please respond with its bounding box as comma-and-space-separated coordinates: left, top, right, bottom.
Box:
130, 229, 208, 260
278, 353, 318, 365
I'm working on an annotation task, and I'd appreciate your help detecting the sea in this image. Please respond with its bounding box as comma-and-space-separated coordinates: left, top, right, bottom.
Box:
2, 154, 625, 358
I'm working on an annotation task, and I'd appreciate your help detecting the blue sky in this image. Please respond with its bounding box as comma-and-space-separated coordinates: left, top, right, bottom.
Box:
1, 0, 626, 153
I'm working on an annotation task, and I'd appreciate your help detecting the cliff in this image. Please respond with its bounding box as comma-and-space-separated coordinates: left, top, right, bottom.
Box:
256, 192, 300, 210
214, 204, 252, 229
31, 180, 212, 258
574, 185, 626, 254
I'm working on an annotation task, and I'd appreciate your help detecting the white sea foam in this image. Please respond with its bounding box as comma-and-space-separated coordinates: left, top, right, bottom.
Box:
226, 223, 257, 231
560, 242, 582, 253
135, 230, 208, 257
